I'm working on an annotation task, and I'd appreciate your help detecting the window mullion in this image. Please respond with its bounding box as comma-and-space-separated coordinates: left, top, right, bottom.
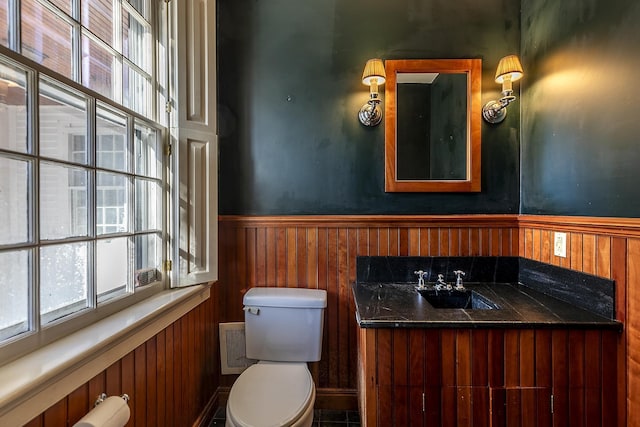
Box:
9, 0, 21, 52
30, 69, 40, 333
87, 97, 97, 307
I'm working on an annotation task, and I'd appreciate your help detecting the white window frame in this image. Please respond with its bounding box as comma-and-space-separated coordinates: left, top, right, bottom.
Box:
0, 0, 218, 360
0, 4, 217, 422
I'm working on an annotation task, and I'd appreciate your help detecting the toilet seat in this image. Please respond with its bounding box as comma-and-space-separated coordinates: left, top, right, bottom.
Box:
226, 362, 315, 427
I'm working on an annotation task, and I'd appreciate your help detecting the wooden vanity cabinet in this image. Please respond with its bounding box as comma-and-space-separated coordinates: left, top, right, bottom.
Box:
357, 327, 617, 427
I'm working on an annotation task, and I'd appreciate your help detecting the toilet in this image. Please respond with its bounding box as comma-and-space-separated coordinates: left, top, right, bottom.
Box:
226, 287, 327, 427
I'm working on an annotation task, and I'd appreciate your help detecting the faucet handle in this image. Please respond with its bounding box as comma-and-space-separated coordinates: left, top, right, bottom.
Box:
414, 270, 427, 288
453, 270, 466, 289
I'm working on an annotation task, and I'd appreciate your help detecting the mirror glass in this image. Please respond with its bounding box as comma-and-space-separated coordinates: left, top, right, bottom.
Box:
384, 59, 482, 192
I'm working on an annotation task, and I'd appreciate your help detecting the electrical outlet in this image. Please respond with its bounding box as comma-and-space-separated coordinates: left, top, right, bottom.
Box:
554, 232, 567, 258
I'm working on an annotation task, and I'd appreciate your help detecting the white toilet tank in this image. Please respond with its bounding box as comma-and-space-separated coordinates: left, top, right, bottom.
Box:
243, 287, 327, 362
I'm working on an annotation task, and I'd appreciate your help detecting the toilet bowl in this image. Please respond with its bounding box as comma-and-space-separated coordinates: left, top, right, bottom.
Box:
225, 362, 315, 427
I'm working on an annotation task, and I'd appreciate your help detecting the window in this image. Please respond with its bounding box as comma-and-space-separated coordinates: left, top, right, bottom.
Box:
0, 0, 165, 358
8, 0, 154, 117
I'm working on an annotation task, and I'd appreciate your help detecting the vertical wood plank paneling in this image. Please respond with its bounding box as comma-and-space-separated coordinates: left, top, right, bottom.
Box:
450, 228, 460, 256
471, 330, 488, 386
409, 228, 420, 255
519, 330, 535, 387
266, 227, 277, 285
582, 234, 597, 275
286, 227, 297, 287
164, 324, 175, 425
505, 330, 520, 387
67, 384, 88, 425
429, 228, 440, 256
570, 232, 584, 271
393, 329, 409, 387
584, 331, 602, 427
596, 236, 611, 278
601, 331, 619, 425
88, 372, 105, 410
134, 344, 147, 427
155, 330, 166, 427
569, 330, 586, 427
480, 228, 490, 255
535, 330, 552, 388
120, 352, 135, 425
551, 330, 569, 427
276, 227, 287, 287
43, 399, 66, 426
399, 228, 409, 256
541, 229, 551, 264
145, 338, 157, 427
466, 228, 476, 255
627, 238, 640, 425
327, 227, 339, 387
308, 227, 318, 289
459, 228, 470, 256
456, 330, 472, 386
531, 229, 541, 260
338, 228, 350, 388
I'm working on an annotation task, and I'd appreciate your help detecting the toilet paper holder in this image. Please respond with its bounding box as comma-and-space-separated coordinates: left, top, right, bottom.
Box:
94, 392, 130, 407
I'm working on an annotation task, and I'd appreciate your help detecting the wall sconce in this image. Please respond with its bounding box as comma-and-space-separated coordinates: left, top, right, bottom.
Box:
482, 55, 524, 124
358, 58, 386, 126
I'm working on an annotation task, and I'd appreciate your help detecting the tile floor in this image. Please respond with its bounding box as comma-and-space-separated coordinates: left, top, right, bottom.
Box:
208, 406, 361, 426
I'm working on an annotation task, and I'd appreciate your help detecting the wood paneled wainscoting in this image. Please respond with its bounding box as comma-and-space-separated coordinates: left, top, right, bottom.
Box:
216, 215, 521, 409
20, 214, 635, 426
518, 215, 638, 427
23, 291, 220, 427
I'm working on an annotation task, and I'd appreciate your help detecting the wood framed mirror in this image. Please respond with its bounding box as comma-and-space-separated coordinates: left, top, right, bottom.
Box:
384, 59, 482, 192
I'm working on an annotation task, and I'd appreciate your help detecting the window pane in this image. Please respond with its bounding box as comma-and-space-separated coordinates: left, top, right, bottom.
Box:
40, 79, 89, 163
0, 0, 9, 48
97, 103, 128, 171
81, 0, 114, 46
22, 0, 73, 78
135, 178, 160, 231
81, 32, 120, 101
123, 63, 150, 117
48, 0, 72, 17
122, 5, 150, 72
134, 123, 160, 178
97, 237, 130, 302
40, 242, 89, 324
0, 156, 30, 245
40, 162, 88, 239
134, 232, 160, 285
126, 0, 147, 19
96, 171, 129, 235
0, 249, 30, 341
0, 61, 29, 153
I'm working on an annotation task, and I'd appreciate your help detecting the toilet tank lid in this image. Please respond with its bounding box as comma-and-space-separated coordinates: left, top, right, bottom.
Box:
244, 287, 327, 308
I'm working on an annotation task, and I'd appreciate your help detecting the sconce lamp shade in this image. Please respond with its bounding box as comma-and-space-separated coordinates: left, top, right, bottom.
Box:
362, 58, 386, 86
494, 55, 523, 83
483, 54, 524, 124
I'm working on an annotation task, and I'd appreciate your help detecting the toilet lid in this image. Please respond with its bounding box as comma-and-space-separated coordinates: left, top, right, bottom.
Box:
228, 362, 314, 427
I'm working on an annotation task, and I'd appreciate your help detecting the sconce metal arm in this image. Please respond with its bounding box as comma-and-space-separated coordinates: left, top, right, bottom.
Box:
482, 91, 516, 124
359, 92, 383, 126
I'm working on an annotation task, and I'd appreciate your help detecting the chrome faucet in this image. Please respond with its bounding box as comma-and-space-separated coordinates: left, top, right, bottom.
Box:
434, 274, 450, 291
414, 270, 427, 289
453, 270, 466, 290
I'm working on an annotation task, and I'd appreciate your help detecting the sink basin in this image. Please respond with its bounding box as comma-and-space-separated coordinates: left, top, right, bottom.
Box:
417, 288, 500, 310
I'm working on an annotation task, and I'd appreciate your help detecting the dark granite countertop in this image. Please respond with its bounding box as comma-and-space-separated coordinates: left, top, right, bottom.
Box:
352, 282, 622, 330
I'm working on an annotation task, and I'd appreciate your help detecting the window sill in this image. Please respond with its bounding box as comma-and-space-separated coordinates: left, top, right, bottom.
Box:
0, 284, 211, 427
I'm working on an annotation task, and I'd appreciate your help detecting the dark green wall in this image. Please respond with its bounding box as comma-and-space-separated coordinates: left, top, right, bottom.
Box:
521, 0, 640, 217
217, 0, 521, 215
